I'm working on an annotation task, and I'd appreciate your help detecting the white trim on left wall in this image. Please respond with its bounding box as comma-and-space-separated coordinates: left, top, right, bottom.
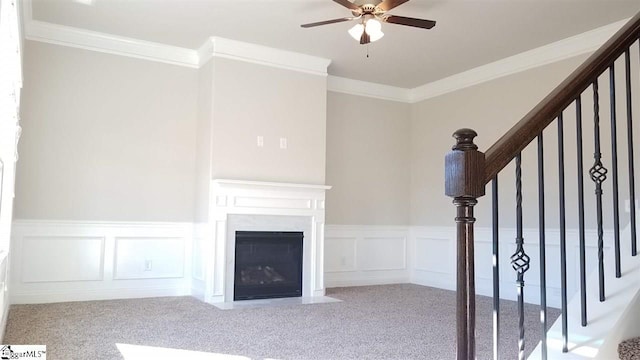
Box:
10, 220, 193, 304
1, 0, 24, 341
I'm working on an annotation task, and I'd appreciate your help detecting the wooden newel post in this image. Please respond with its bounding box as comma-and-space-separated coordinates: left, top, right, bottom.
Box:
445, 129, 486, 360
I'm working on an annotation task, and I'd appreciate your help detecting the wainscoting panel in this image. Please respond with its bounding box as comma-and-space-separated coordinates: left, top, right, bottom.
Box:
10, 220, 192, 304
324, 226, 410, 287
21, 236, 104, 283
114, 237, 184, 280
357, 236, 406, 271
410, 226, 614, 308
413, 236, 450, 274
324, 236, 356, 273
190, 223, 209, 301
9, 220, 615, 307
410, 227, 456, 290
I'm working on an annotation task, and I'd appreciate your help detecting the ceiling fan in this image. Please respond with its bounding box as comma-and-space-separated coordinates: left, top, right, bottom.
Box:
301, 0, 436, 45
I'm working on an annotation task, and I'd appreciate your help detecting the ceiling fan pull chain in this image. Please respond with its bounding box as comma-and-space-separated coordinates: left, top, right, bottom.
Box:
367, 44, 369, 58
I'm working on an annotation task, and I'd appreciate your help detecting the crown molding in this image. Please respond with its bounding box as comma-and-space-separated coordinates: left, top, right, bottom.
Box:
19, 0, 631, 102
327, 76, 411, 103
22, 21, 331, 75
24, 20, 200, 68
198, 37, 331, 76
196, 38, 215, 67
21, 0, 330, 74
408, 18, 629, 103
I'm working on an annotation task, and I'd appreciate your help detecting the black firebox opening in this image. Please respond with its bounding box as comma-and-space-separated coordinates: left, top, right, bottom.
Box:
234, 231, 303, 301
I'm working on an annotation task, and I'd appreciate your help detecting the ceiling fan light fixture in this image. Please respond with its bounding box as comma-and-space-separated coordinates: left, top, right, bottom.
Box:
348, 23, 364, 41
348, 19, 384, 43
365, 19, 384, 42
302, 0, 435, 45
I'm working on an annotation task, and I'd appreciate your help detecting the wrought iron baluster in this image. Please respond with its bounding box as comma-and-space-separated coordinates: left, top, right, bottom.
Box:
576, 96, 588, 327
537, 134, 548, 360
511, 153, 530, 360
558, 113, 568, 353
626, 49, 637, 257
589, 80, 607, 302
610, 64, 622, 278
492, 177, 500, 360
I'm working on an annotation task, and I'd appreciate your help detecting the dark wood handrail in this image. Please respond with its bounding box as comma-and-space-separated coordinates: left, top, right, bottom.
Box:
483, 11, 640, 184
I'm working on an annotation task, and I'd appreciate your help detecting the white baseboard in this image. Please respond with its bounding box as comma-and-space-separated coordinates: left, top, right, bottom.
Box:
326, 276, 410, 288
11, 286, 192, 304
0, 298, 8, 343
0, 253, 9, 342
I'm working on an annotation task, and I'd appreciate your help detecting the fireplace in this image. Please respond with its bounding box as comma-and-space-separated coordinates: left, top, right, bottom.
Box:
234, 231, 303, 300
194, 179, 331, 305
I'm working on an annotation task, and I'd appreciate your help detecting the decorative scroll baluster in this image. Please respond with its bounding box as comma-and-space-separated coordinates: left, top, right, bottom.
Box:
558, 113, 569, 353
445, 129, 485, 360
625, 49, 637, 257
511, 153, 530, 360
610, 64, 622, 278
589, 80, 608, 302
492, 177, 500, 360
537, 134, 548, 360
576, 96, 588, 327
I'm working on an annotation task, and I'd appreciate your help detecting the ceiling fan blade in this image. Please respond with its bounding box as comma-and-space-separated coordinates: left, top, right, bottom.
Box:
301, 17, 355, 28
377, 0, 410, 12
332, 0, 359, 11
382, 15, 436, 29
360, 31, 370, 45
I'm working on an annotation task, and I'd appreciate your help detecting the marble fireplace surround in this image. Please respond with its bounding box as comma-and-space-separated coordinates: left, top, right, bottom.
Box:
204, 179, 331, 305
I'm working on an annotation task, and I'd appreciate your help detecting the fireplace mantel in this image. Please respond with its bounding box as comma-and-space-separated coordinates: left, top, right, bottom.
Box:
212, 179, 332, 191
201, 179, 331, 304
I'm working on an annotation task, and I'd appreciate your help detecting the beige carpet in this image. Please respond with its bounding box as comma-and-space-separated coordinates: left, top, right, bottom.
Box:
619, 337, 640, 360
3, 284, 559, 359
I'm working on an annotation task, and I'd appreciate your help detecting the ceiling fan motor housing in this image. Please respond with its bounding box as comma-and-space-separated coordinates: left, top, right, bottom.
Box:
352, 3, 385, 18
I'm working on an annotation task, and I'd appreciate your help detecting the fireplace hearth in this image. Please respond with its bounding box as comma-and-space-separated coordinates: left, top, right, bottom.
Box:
234, 231, 303, 301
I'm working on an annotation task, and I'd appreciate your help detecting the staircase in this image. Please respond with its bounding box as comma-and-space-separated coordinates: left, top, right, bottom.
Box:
444, 11, 640, 360
529, 222, 640, 359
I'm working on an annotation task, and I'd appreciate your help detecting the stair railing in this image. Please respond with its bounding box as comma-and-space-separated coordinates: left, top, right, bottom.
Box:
445, 11, 640, 360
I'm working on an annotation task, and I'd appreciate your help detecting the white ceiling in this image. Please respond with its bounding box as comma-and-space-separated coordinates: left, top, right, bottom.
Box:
29, 0, 640, 88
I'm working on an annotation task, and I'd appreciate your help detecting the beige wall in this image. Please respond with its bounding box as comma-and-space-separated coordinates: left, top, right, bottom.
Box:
410, 52, 640, 229
325, 92, 411, 225
18, 40, 637, 228
194, 60, 214, 223
210, 58, 327, 184
16, 41, 198, 221
411, 55, 587, 227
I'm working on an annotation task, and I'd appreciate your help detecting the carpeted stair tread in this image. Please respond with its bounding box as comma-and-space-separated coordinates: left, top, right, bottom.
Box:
619, 337, 640, 360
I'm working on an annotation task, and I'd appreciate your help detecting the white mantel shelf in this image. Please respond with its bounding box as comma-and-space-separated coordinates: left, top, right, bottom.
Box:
212, 179, 332, 191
